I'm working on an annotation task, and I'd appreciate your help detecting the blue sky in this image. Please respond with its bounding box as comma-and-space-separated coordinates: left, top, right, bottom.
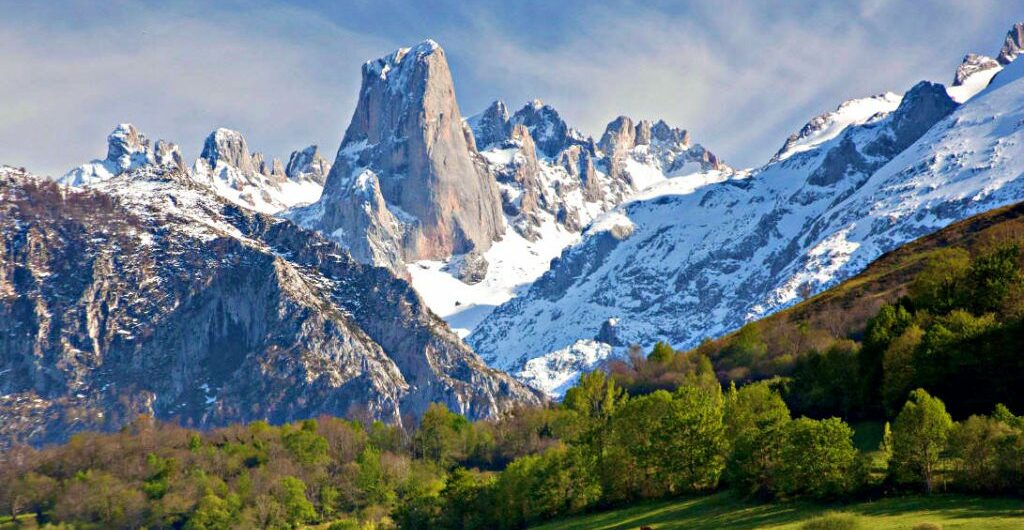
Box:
1, 0, 1021, 176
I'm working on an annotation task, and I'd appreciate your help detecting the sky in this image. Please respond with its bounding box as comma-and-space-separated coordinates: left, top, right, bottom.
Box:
1, 0, 1022, 176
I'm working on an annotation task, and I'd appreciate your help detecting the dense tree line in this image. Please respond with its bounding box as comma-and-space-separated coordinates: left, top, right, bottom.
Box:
4, 371, 1024, 529
2, 244, 1022, 529
785, 243, 1024, 421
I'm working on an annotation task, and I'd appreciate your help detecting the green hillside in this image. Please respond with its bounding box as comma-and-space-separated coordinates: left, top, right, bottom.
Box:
532, 492, 1024, 530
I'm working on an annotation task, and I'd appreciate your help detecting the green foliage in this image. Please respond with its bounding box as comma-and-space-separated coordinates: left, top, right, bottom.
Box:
356, 446, 395, 507
648, 341, 675, 364
413, 403, 481, 467
789, 340, 860, 418
184, 493, 237, 530
881, 324, 925, 415
490, 444, 600, 529
277, 476, 316, 528
909, 248, 971, 314
890, 389, 953, 493
948, 414, 1023, 492
722, 323, 768, 368
282, 421, 330, 467
724, 381, 791, 497
435, 468, 494, 530
606, 387, 725, 500
776, 418, 858, 499
963, 244, 1022, 313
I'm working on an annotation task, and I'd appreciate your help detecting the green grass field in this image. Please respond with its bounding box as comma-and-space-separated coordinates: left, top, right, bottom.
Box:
531, 492, 1024, 530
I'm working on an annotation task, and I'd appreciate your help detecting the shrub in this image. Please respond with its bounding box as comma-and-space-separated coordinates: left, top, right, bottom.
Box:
801, 512, 860, 530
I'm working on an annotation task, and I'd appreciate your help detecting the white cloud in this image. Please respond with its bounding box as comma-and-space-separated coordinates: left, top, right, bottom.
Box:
0, 2, 388, 176
0, 0, 1017, 175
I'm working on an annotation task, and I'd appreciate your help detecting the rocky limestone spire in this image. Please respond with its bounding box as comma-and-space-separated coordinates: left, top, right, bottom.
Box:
469, 99, 513, 149
997, 22, 1024, 65
153, 139, 186, 172
598, 115, 726, 188
60, 124, 183, 185
285, 145, 331, 185
200, 128, 256, 174
651, 120, 690, 145
106, 123, 151, 163
888, 81, 958, 151
316, 39, 505, 267
598, 115, 638, 157
557, 145, 602, 203
954, 53, 1000, 85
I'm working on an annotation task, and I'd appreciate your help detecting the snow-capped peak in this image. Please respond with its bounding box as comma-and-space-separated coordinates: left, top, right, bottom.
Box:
366, 39, 444, 90
510, 100, 587, 158
946, 22, 1024, 103
59, 123, 182, 185
771, 92, 902, 163
192, 128, 323, 214
954, 53, 1000, 86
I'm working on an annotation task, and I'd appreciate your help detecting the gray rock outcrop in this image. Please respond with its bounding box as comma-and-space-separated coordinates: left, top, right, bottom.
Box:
954, 53, 1000, 85
997, 22, 1024, 65
286, 145, 332, 185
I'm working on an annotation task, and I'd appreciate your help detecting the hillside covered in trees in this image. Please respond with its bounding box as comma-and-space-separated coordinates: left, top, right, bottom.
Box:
3, 201, 1024, 529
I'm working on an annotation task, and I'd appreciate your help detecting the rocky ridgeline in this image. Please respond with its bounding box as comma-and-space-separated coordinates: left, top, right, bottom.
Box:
61, 125, 331, 214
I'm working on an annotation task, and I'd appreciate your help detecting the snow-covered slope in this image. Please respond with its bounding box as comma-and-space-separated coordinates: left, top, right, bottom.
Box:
407, 98, 733, 336
470, 56, 1024, 396
771, 93, 902, 162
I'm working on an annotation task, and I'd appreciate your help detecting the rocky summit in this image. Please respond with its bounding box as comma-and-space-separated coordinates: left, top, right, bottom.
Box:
294, 40, 506, 272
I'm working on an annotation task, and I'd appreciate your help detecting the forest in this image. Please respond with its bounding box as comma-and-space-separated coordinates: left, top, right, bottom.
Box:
2, 234, 1023, 529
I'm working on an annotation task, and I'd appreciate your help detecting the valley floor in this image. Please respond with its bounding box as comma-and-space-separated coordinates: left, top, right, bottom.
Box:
530, 492, 1024, 530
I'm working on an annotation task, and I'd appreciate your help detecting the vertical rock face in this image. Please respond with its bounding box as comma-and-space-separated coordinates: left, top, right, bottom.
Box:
598, 115, 638, 157
997, 22, 1024, 64
285, 145, 331, 185
310, 40, 505, 269
200, 128, 257, 174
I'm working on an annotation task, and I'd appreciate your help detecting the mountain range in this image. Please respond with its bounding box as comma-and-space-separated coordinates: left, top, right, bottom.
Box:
3, 22, 1024, 444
